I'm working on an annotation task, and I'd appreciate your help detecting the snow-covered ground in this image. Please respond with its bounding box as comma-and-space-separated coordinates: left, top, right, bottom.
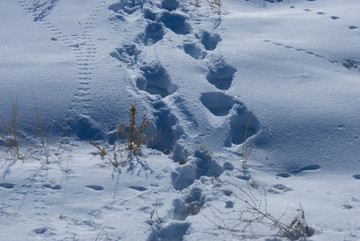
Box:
1, 0, 360, 240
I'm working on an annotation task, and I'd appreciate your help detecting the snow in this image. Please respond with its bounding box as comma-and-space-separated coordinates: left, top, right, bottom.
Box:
1, 0, 360, 240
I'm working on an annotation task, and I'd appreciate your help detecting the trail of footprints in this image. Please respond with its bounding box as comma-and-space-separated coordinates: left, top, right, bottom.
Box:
6, 1, 360, 239
109, 0, 260, 238
263, 0, 360, 70
18, 0, 107, 116
110, 0, 259, 153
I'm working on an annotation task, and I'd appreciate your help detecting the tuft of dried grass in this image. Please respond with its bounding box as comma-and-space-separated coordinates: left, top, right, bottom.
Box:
118, 102, 157, 156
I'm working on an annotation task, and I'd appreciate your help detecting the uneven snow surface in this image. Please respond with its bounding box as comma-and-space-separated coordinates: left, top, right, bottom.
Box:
1, 0, 360, 240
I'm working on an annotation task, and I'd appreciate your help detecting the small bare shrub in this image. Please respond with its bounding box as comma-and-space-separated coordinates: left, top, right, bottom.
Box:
203, 182, 313, 240
187, 0, 201, 8
207, 0, 222, 15
1, 100, 25, 160
118, 102, 157, 156
240, 111, 259, 169
32, 99, 52, 164
90, 141, 107, 157
198, 145, 219, 180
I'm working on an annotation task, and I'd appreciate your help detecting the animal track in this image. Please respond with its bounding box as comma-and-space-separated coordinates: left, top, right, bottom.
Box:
236, 175, 251, 181
142, 22, 165, 45
183, 43, 206, 60
20, 0, 59, 22
227, 104, 260, 145
171, 147, 223, 190
0, 183, 15, 189
20, 0, 109, 136
33, 227, 48, 235
172, 187, 204, 221
129, 186, 147, 191
263, 40, 347, 66
273, 184, 291, 191
137, 64, 177, 97
198, 31, 221, 51
143, 8, 157, 21
343, 59, 359, 70
206, 60, 237, 90
147, 222, 190, 241
149, 101, 183, 153
349, 25, 358, 30
293, 164, 321, 174
263, 0, 284, 3
74, 115, 103, 140
86, 185, 104, 191
200, 92, 236, 116
42, 184, 62, 190
159, 12, 191, 35
276, 173, 291, 178
161, 0, 179, 11
109, 0, 143, 15
353, 174, 360, 180
268, 184, 292, 194
110, 44, 140, 67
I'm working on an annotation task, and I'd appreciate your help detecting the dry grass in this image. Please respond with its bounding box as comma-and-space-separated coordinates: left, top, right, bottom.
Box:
91, 141, 107, 157
1, 100, 25, 160
203, 181, 313, 240
240, 111, 259, 169
198, 145, 219, 180
32, 99, 52, 164
118, 102, 157, 156
207, 0, 222, 15
90, 102, 157, 167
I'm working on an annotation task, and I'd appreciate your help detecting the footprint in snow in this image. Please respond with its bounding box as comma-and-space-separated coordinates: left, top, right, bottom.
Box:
206, 59, 237, 90
268, 184, 292, 194
147, 222, 190, 241
86, 185, 104, 191
200, 92, 237, 116
142, 22, 165, 45
273, 183, 292, 191
108, 0, 143, 15
172, 187, 204, 221
276, 173, 291, 178
236, 175, 251, 181
353, 174, 360, 180
0, 183, 15, 189
159, 12, 191, 35
198, 31, 221, 51
33, 227, 48, 235
110, 44, 141, 67
292, 164, 321, 174
43, 184, 62, 190
136, 64, 177, 98
129, 186, 147, 191
148, 101, 182, 154
183, 43, 207, 60
161, 0, 179, 11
